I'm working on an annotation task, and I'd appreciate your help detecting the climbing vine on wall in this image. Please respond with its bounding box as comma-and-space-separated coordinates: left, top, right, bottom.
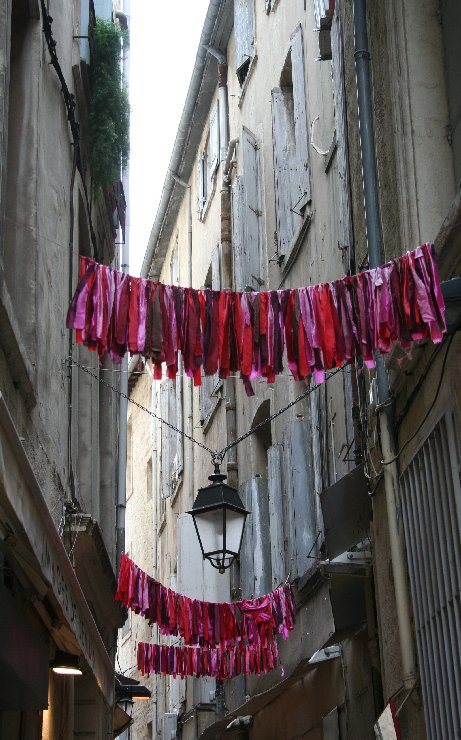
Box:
89, 19, 130, 193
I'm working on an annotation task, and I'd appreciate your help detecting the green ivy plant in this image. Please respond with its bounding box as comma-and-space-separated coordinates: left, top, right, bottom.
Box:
89, 19, 129, 193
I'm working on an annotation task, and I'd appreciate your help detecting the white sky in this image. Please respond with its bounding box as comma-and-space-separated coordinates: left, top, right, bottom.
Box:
128, 1, 210, 276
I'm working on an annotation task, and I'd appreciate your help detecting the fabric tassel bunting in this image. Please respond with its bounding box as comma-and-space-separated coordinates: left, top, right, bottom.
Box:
66, 244, 446, 394
137, 639, 281, 680
116, 553, 296, 649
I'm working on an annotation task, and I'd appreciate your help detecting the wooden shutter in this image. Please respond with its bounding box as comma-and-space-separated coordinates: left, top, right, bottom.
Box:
173, 371, 183, 480
268, 445, 286, 587
208, 102, 220, 177
241, 127, 263, 290
271, 88, 295, 256
200, 247, 222, 424
331, 4, 353, 264
239, 479, 255, 597
239, 477, 272, 597
232, 176, 245, 291
234, 0, 254, 73
197, 156, 205, 215
290, 24, 311, 212
160, 381, 171, 498
283, 420, 317, 578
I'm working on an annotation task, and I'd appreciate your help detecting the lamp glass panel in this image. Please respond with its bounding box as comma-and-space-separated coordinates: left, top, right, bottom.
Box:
225, 509, 246, 553
194, 508, 224, 555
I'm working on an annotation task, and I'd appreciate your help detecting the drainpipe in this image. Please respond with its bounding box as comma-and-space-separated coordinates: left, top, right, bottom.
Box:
171, 173, 194, 509
116, 0, 130, 574
353, 0, 417, 689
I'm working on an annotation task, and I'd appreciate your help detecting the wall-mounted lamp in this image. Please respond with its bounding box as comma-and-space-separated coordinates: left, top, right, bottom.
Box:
188, 465, 250, 574
116, 684, 151, 702
50, 651, 83, 676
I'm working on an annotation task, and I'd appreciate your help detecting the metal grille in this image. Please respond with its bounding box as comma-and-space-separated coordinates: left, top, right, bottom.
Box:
400, 409, 461, 739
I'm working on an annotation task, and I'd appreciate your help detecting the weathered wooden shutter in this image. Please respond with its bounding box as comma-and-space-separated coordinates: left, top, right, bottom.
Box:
331, 3, 353, 264
197, 156, 205, 215
173, 371, 183, 480
268, 444, 286, 587
234, 0, 254, 73
232, 176, 245, 291
241, 127, 263, 290
208, 102, 220, 177
160, 381, 171, 498
240, 477, 272, 597
234, 131, 263, 290
290, 24, 311, 212
282, 419, 317, 578
271, 87, 295, 256
200, 246, 223, 423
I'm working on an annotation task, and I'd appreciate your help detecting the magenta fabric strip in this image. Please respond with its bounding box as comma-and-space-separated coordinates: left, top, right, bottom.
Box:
67, 245, 446, 388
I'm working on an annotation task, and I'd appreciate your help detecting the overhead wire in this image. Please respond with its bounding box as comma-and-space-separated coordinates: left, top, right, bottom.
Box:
69, 356, 345, 467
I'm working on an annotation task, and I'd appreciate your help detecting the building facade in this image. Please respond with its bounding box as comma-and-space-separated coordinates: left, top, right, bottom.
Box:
0, 0, 128, 737
122, 0, 461, 738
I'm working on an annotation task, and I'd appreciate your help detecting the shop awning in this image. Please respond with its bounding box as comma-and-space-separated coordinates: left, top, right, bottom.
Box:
199, 651, 343, 739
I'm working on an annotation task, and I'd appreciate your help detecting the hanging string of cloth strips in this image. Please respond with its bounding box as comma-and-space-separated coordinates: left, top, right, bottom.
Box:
67, 243, 445, 395
116, 553, 296, 678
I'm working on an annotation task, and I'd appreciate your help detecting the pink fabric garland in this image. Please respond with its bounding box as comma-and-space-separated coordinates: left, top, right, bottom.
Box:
66, 244, 446, 394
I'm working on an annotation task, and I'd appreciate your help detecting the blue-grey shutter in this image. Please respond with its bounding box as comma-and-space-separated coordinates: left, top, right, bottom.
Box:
209, 102, 220, 177
200, 246, 222, 423
268, 445, 285, 587
232, 176, 245, 291
234, 0, 254, 73
160, 381, 171, 498
283, 420, 317, 578
239, 480, 255, 597
250, 477, 272, 596
197, 157, 205, 215
271, 87, 295, 256
291, 24, 311, 213
241, 127, 263, 290
331, 5, 353, 262
240, 478, 272, 597
173, 372, 183, 480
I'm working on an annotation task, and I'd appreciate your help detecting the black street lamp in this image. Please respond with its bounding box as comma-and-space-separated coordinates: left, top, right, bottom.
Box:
188, 465, 250, 574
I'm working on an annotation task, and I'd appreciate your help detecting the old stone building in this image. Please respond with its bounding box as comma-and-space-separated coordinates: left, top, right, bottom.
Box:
121, 0, 461, 739
0, 0, 129, 737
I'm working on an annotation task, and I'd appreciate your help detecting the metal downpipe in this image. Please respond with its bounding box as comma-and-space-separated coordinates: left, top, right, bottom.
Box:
116, 0, 130, 575
353, 0, 417, 689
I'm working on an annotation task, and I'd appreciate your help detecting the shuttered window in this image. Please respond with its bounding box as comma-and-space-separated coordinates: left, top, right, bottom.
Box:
159, 378, 183, 499
197, 103, 220, 219
241, 418, 319, 596
331, 5, 353, 267
240, 477, 272, 598
200, 246, 223, 426
234, 0, 254, 86
400, 409, 461, 739
232, 128, 264, 291
271, 24, 311, 261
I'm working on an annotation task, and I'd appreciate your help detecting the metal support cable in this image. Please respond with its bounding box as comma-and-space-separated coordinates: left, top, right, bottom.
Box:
69, 357, 345, 467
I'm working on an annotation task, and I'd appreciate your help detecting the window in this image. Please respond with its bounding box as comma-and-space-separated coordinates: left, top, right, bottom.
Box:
232, 127, 264, 291
200, 246, 223, 427
146, 456, 152, 500
234, 0, 254, 86
271, 24, 311, 263
331, 6, 353, 268
159, 378, 183, 500
197, 103, 220, 219
400, 409, 461, 740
